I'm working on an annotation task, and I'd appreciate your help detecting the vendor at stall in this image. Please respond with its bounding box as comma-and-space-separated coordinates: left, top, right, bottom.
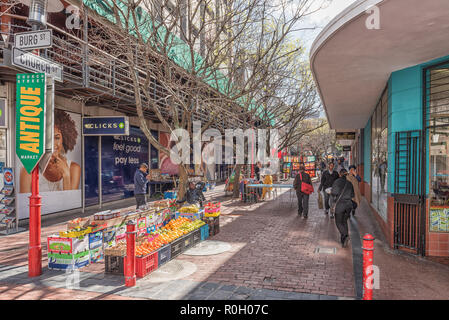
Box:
262, 174, 273, 200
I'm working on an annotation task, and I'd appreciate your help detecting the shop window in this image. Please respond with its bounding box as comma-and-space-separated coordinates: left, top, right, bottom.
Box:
371, 86, 388, 221
427, 64, 449, 232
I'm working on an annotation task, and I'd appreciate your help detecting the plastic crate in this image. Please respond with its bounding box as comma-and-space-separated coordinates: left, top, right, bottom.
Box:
182, 232, 194, 251
157, 244, 171, 267
104, 255, 124, 275
192, 229, 201, 245
170, 236, 184, 258
200, 224, 209, 241
136, 251, 158, 278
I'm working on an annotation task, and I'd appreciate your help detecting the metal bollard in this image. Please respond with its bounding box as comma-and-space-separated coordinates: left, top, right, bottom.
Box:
362, 233, 375, 300
124, 221, 137, 287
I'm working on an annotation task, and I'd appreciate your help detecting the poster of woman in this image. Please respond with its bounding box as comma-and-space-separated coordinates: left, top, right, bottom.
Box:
159, 132, 179, 176
16, 109, 82, 219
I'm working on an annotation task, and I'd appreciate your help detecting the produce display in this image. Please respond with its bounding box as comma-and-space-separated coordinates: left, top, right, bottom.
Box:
178, 205, 199, 213
59, 226, 92, 238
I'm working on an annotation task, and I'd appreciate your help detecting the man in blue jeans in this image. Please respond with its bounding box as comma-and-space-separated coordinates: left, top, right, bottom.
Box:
134, 163, 151, 209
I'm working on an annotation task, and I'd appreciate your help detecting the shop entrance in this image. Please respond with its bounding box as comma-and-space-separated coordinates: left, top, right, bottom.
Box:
393, 130, 425, 255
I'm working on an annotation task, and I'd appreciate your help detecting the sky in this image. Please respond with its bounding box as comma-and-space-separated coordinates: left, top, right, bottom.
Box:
297, 0, 358, 52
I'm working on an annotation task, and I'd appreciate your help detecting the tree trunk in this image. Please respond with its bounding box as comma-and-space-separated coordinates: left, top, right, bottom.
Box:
232, 164, 243, 198
177, 165, 188, 201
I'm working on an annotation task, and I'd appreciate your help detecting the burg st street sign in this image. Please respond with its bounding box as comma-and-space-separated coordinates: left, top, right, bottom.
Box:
16, 73, 46, 174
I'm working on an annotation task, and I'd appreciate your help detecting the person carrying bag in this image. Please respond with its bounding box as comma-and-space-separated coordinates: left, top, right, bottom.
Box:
293, 164, 313, 219
331, 169, 354, 248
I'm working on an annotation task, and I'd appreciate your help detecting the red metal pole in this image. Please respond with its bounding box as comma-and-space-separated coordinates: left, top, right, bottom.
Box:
124, 221, 136, 287
28, 166, 42, 277
362, 233, 375, 300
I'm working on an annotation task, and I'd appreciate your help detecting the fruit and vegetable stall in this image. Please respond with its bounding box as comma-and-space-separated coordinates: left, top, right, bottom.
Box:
46, 200, 221, 279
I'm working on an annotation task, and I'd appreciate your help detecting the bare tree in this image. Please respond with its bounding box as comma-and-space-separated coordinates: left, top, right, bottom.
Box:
81, 0, 325, 199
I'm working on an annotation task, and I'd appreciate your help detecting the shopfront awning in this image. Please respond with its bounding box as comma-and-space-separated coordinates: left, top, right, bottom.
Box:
310, 0, 449, 131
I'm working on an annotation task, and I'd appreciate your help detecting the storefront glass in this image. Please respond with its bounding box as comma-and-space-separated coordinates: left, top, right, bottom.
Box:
84, 136, 99, 206
0, 129, 7, 191
101, 126, 149, 203
427, 63, 449, 232
371, 87, 388, 220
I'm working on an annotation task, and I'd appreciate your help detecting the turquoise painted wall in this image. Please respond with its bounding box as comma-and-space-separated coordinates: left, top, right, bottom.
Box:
364, 118, 371, 184
386, 55, 449, 195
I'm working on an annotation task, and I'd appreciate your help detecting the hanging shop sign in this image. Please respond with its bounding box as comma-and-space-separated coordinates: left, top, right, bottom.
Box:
0, 98, 7, 128
14, 29, 53, 50
343, 146, 351, 152
82, 116, 130, 136
336, 132, 356, 140
11, 47, 63, 82
15, 73, 46, 174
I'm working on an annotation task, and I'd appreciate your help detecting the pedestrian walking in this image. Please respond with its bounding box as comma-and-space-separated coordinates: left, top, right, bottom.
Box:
331, 168, 354, 248
134, 163, 151, 209
347, 165, 362, 216
293, 164, 313, 218
255, 161, 262, 181
318, 162, 339, 215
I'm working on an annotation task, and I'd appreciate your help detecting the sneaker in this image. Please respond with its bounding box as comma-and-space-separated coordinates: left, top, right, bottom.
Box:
298, 211, 303, 217
342, 236, 350, 248
330, 213, 335, 219
303, 215, 308, 219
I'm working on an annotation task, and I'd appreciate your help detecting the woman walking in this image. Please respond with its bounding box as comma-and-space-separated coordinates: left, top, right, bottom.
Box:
331, 168, 354, 248
293, 164, 313, 219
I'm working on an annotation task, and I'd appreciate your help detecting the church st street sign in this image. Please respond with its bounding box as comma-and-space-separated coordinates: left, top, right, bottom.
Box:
82, 116, 130, 136
16, 73, 46, 174
11, 47, 63, 82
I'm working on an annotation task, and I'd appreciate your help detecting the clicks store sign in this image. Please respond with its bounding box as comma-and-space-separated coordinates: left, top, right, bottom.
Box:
82, 116, 129, 136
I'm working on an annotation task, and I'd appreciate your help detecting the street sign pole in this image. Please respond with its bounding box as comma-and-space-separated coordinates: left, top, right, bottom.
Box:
28, 166, 41, 277
16, 73, 46, 277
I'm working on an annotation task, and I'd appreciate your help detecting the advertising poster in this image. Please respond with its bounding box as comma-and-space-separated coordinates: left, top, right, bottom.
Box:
16, 109, 82, 219
430, 207, 449, 232
159, 132, 179, 176
101, 126, 149, 202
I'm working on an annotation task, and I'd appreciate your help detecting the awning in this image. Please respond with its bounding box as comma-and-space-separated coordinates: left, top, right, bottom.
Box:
310, 0, 449, 130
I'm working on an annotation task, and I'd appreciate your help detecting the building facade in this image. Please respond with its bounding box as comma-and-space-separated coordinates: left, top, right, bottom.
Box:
0, 0, 237, 226
311, 0, 449, 257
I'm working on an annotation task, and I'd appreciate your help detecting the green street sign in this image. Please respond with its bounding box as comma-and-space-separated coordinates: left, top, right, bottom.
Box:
16, 73, 46, 174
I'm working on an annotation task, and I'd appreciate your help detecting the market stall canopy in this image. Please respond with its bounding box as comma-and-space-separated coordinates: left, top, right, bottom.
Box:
310, 0, 449, 131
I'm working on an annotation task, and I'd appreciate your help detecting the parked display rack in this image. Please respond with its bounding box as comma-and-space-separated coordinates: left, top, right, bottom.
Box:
0, 168, 24, 235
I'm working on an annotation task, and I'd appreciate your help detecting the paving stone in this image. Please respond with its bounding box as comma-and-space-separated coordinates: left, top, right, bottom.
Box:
219, 284, 237, 292
319, 295, 338, 300
234, 286, 254, 295
206, 290, 233, 300
228, 293, 250, 300
199, 282, 221, 291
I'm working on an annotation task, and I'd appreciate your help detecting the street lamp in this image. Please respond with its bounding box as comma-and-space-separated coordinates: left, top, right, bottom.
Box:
27, 0, 47, 30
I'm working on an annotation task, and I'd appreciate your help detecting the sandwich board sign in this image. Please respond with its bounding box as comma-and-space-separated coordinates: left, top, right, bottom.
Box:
15, 73, 46, 174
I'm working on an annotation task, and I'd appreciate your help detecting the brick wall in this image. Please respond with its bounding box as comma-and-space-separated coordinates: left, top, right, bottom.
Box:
426, 200, 449, 257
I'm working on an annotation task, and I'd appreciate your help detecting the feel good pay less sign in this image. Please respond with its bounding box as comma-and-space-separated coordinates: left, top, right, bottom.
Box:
16, 73, 46, 174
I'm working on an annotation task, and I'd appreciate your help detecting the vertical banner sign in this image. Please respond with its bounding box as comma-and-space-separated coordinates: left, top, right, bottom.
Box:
16, 73, 46, 174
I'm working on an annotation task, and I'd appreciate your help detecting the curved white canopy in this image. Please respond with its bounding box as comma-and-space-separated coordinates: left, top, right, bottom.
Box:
310, 0, 449, 130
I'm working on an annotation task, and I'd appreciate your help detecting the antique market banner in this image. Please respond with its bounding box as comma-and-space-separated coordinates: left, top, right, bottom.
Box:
16, 73, 46, 174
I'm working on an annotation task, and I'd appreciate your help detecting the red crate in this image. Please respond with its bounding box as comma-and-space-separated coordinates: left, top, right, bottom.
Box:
136, 251, 158, 278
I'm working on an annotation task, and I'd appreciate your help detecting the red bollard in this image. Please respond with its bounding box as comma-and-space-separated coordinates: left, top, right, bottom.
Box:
362, 234, 375, 300
124, 221, 136, 287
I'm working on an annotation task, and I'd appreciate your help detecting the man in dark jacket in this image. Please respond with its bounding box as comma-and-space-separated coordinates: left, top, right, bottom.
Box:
318, 162, 339, 215
293, 164, 312, 218
134, 163, 150, 209
331, 169, 355, 248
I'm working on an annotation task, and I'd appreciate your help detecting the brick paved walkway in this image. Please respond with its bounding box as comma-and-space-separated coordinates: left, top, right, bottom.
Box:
1, 182, 447, 300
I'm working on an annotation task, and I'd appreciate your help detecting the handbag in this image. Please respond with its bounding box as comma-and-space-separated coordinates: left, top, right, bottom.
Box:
299, 172, 314, 195
331, 180, 348, 215
318, 191, 324, 209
